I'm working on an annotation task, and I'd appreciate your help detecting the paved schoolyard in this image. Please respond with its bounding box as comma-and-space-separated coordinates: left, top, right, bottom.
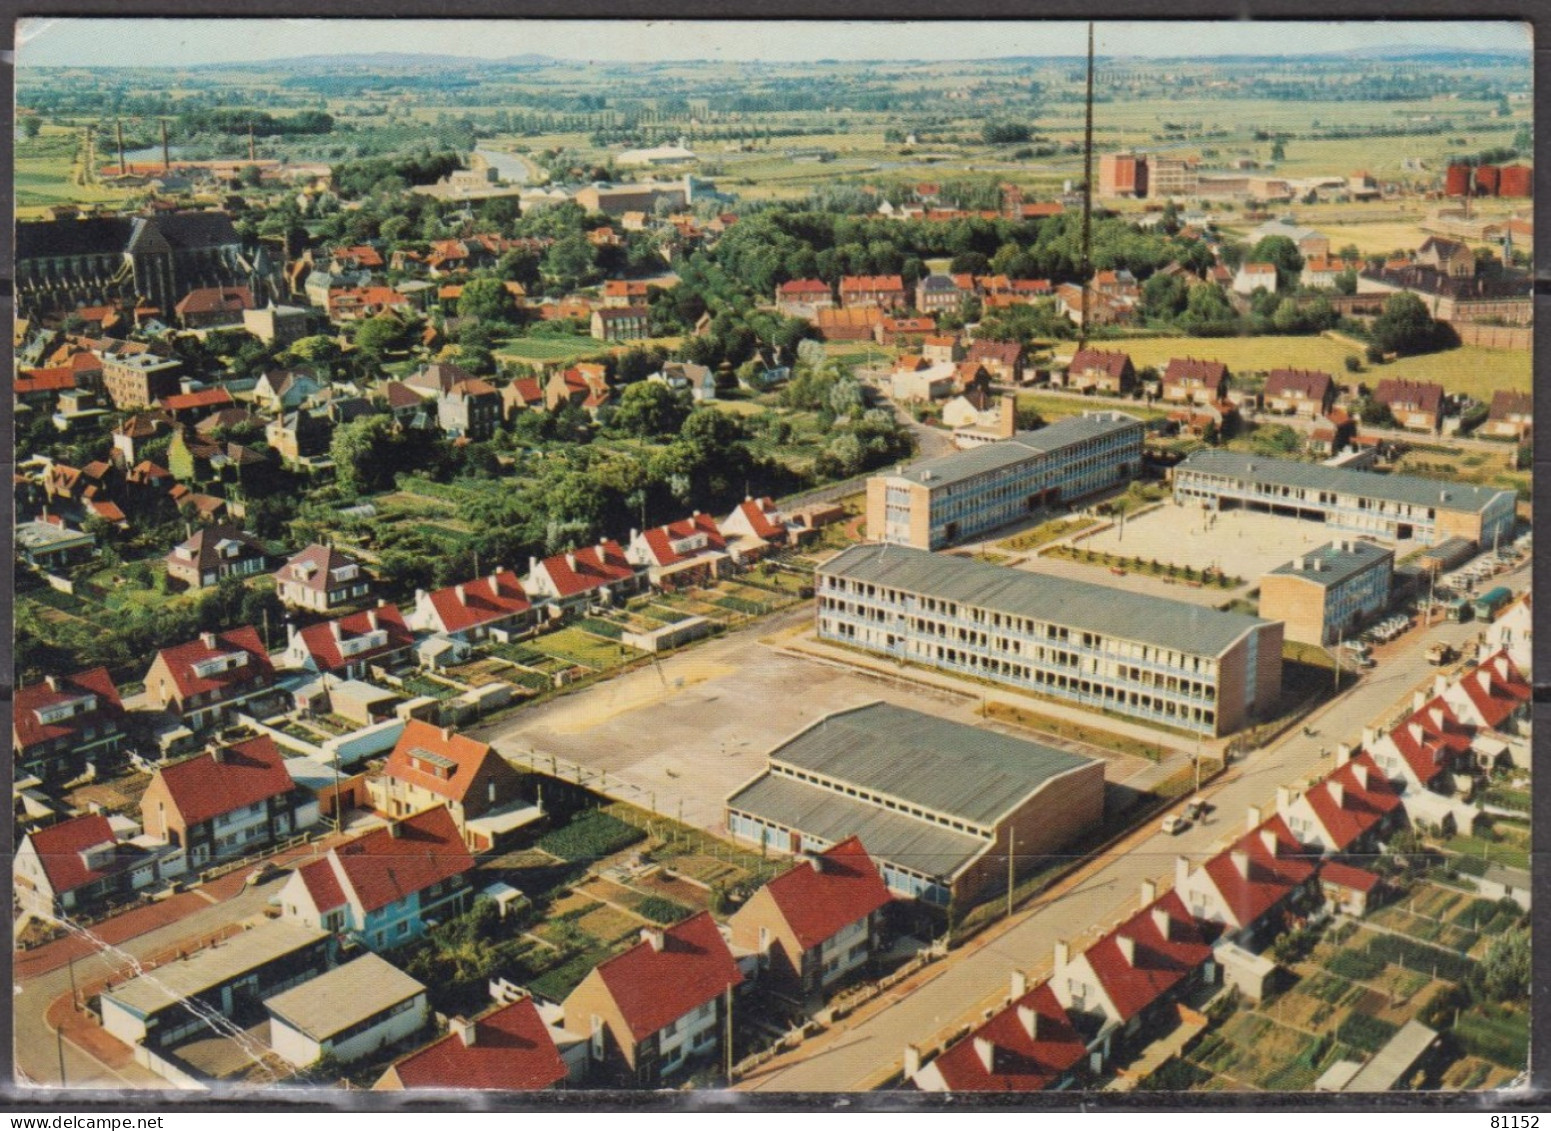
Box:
1078, 499, 1346, 582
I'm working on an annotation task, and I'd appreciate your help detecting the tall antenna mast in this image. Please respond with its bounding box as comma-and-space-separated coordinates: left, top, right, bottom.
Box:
1079, 22, 1095, 352
115, 120, 126, 178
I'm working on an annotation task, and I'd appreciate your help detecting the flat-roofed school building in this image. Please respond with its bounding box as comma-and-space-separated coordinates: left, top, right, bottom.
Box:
817, 545, 1283, 737
726, 702, 1104, 907
1172, 451, 1516, 549
866, 412, 1145, 550
1259, 539, 1394, 646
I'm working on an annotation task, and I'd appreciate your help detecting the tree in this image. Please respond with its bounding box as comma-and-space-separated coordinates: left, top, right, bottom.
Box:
330, 415, 404, 494
1248, 235, 1304, 291
1477, 926, 1530, 1002
21, 116, 42, 140
609, 380, 688, 439
239, 164, 264, 188
1371, 291, 1450, 357
457, 278, 515, 325
1359, 399, 1395, 428
981, 121, 1032, 145
1270, 140, 1286, 162
353, 315, 404, 362
1334, 269, 1359, 296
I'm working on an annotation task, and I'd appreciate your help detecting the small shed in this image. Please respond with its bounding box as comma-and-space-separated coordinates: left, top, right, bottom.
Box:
265, 954, 429, 1068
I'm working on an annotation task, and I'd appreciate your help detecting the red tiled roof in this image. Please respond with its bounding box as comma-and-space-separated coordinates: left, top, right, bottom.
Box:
778, 278, 832, 297
384, 381, 426, 409
593, 912, 742, 1041
1069, 348, 1132, 380
1452, 651, 1529, 730
1373, 378, 1443, 415
297, 857, 347, 914
505, 378, 544, 406
294, 605, 412, 673
534, 540, 636, 599
1319, 860, 1380, 893
1264, 369, 1333, 401
1488, 390, 1533, 423
1303, 753, 1402, 851
27, 814, 119, 896
388, 998, 566, 1091
159, 388, 235, 413
175, 286, 253, 317
89, 500, 127, 523
1201, 816, 1316, 928
15, 368, 80, 396
603, 280, 651, 298
1163, 357, 1229, 386
154, 736, 293, 827
422, 570, 531, 633
762, 837, 892, 952
383, 719, 496, 805
966, 340, 1023, 367
331, 805, 475, 914
927, 982, 1085, 1092
1389, 697, 1473, 785
1083, 891, 1212, 1023
640, 512, 727, 567
151, 625, 274, 702
839, 275, 905, 293
730, 498, 787, 543
880, 316, 935, 333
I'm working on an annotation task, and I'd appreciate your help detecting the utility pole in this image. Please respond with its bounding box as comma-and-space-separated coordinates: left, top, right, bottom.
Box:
724, 984, 734, 1083
115, 119, 126, 178
1006, 828, 1016, 919
161, 118, 171, 174
1078, 22, 1095, 353
67, 952, 79, 1010
56, 1027, 67, 1087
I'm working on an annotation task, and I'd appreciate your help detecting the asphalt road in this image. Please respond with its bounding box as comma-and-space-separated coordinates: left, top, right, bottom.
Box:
737, 560, 1526, 1092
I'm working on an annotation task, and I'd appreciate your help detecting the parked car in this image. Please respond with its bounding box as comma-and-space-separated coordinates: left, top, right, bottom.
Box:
1161, 814, 1190, 835
245, 862, 283, 887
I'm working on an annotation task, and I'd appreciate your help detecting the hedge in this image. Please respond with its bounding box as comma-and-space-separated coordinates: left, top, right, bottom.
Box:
636, 896, 693, 925
1328, 951, 1385, 982
1337, 1012, 1399, 1055
1367, 933, 1477, 984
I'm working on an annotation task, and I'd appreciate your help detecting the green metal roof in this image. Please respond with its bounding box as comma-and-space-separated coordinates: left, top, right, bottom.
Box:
1177, 450, 1513, 514
765, 702, 1095, 827
822, 543, 1271, 657
886, 412, 1143, 490
1267, 539, 1393, 589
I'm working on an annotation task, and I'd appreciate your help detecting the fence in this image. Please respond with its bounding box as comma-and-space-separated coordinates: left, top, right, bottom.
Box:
1453, 323, 1532, 351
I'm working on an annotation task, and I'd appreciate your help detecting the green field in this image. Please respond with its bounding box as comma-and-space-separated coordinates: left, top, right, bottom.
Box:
1109, 335, 1531, 398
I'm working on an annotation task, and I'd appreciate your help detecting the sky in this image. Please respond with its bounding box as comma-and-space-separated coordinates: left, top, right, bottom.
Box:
15, 18, 1532, 69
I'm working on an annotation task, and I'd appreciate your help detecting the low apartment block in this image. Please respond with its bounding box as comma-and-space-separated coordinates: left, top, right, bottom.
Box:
865, 412, 1145, 550
1258, 539, 1394, 646
817, 546, 1283, 736
1172, 450, 1517, 548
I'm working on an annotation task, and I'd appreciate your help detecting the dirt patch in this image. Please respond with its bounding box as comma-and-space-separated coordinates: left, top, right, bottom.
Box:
634, 868, 712, 912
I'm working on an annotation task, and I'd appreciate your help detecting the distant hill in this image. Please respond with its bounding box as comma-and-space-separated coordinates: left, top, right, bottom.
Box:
193, 51, 558, 69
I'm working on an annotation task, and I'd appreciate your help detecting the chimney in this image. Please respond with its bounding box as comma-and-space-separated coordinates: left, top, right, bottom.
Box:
330, 621, 343, 641
440, 726, 453, 743
45, 675, 61, 692
1432, 674, 1448, 698
490, 572, 500, 592
1010, 969, 1027, 1001
641, 927, 666, 952
630, 528, 639, 545
1176, 856, 1190, 891
1335, 742, 1353, 765
1259, 826, 1280, 857
1276, 785, 1294, 812
1412, 689, 1428, 713
1117, 935, 1136, 966
456, 584, 468, 606
452, 1016, 477, 1047
1230, 849, 1250, 878
415, 588, 427, 608
388, 820, 402, 838
1140, 879, 1157, 908
200, 631, 217, 650
1052, 940, 1070, 974
903, 1044, 922, 1079
566, 553, 577, 571
367, 610, 379, 631
1329, 781, 1345, 809
1150, 905, 1173, 942
1246, 805, 1262, 832
1361, 725, 1378, 748
1351, 762, 1370, 790
1017, 1004, 1041, 1041
285, 623, 298, 649
529, 556, 540, 577
973, 1036, 996, 1074
210, 744, 225, 765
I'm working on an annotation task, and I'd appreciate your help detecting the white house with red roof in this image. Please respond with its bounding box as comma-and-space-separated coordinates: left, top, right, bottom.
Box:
1318, 860, 1384, 918
1364, 696, 1474, 796
375, 996, 570, 1091
727, 836, 892, 999
1276, 751, 1404, 856
143, 626, 277, 731
274, 543, 372, 612
283, 603, 415, 680
718, 496, 798, 559
524, 540, 646, 613
14, 813, 151, 918
562, 911, 743, 1086
910, 974, 1087, 1093
412, 569, 535, 642
139, 735, 316, 869
1051, 888, 1214, 1065
1175, 812, 1317, 948
1442, 651, 1530, 736
278, 805, 475, 949
626, 512, 732, 586
367, 719, 536, 851
1483, 595, 1531, 673
13, 668, 126, 783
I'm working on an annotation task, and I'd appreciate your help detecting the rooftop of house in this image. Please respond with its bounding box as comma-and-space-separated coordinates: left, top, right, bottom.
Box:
1301, 753, 1402, 850
587, 911, 743, 1042
151, 736, 294, 826
1082, 890, 1212, 1023
151, 625, 274, 701
293, 605, 412, 672
264, 954, 425, 1042
1263, 368, 1334, 400
25, 813, 121, 896
532, 540, 637, 598
382, 720, 498, 804
758, 836, 892, 951
924, 982, 1086, 1092
317, 805, 475, 914
14, 667, 122, 752
384, 997, 567, 1091
422, 570, 532, 632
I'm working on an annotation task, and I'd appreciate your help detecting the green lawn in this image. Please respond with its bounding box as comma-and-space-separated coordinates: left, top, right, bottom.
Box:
532, 626, 641, 671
